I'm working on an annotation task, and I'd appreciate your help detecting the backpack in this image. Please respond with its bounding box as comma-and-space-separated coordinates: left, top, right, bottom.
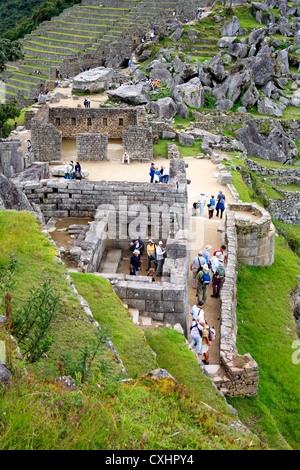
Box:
208, 326, 216, 341
216, 266, 225, 279
201, 271, 210, 285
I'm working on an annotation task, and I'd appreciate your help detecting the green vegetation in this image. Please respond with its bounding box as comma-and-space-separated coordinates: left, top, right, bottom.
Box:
228, 236, 300, 450
153, 138, 202, 159
0, 101, 21, 138
0, 39, 24, 72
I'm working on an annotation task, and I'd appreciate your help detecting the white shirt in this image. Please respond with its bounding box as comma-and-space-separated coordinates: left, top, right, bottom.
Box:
199, 195, 206, 204
211, 256, 220, 273
190, 305, 204, 322
156, 245, 166, 260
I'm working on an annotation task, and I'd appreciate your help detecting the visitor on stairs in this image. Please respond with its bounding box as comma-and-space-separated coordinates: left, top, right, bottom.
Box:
216, 190, 226, 219
190, 251, 206, 289
197, 264, 211, 302
211, 259, 226, 298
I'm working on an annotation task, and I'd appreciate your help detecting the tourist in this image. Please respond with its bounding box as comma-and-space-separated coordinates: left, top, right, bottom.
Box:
130, 237, 144, 256
199, 323, 211, 365
214, 245, 226, 264
216, 190, 226, 219
159, 166, 164, 183
154, 167, 161, 183
146, 239, 157, 271
119, 77, 123, 87
27, 139, 31, 153
203, 245, 211, 267
149, 162, 155, 183
195, 10, 199, 20
84, 98, 88, 108
211, 258, 226, 298
64, 161, 72, 179
208, 194, 216, 219
132, 56, 136, 64
130, 250, 142, 276
69, 161, 75, 179
190, 300, 205, 323
128, 59, 131, 68
162, 166, 169, 184
198, 193, 206, 216
210, 251, 221, 275
150, 32, 154, 41
74, 162, 82, 180
86, 96, 91, 108
185, 16, 188, 23
190, 251, 206, 289
147, 268, 156, 282
197, 263, 211, 302
122, 151, 130, 164
156, 241, 166, 276
189, 319, 202, 357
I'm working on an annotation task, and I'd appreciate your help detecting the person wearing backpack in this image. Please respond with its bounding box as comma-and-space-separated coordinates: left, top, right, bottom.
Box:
198, 323, 212, 365
197, 264, 211, 302
190, 251, 206, 289
211, 259, 225, 298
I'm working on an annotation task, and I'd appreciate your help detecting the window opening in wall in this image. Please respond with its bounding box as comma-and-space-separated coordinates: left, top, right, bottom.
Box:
72, 118, 76, 126
103, 117, 107, 126
56, 117, 61, 126
119, 118, 123, 126
87, 117, 92, 126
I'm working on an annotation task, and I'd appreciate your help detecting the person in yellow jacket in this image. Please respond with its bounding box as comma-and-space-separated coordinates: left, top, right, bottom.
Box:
146, 239, 157, 271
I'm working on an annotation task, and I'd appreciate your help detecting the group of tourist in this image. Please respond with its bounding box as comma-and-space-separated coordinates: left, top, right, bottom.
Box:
129, 238, 167, 279
84, 97, 91, 108
189, 243, 226, 364
149, 163, 169, 183
195, 190, 226, 219
64, 161, 82, 180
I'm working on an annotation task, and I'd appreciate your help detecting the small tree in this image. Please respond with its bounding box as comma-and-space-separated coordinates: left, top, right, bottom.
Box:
0, 101, 21, 138
0, 38, 24, 73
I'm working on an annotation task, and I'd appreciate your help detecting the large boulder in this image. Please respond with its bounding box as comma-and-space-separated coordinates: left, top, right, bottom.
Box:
277, 49, 290, 74
179, 133, 195, 147
106, 84, 149, 105
172, 77, 204, 108
147, 97, 177, 119
248, 52, 276, 86
241, 84, 260, 108
0, 174, 32, 211
221, 16, 240, 36
72, 67, 113, 93
207, 53, 226, 82
236, 119, 298, 164
212, 69, 253, 103
257, 97, 286, 117
228, 43, 248, 58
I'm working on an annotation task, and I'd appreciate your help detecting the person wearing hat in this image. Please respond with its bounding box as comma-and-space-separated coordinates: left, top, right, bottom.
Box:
130, 237, 144, 256
210, 251, 221, 275
198, 193, 206, 216
146, 239, 157, 271
197, 263, 211, 302
211, 258, 226, 298
130, 250, 142, 276
155, 241, 166, 276
203, 245, 211, 266
190, 251, 206, 289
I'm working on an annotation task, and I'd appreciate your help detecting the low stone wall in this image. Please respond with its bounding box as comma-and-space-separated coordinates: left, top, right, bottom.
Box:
0, 138, 25, 177
218, 210, 259, 397
228, 202, 275, 266
245, 158, 300, 177
268, 192, 300, 225
76, 132, 108, 161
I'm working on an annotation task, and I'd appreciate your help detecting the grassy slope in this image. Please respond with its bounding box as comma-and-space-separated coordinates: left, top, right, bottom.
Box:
0, 210, 265, 450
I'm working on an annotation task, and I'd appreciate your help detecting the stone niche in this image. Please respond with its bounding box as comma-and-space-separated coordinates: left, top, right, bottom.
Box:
122, 126, 153, 162
76, 132, 108, 161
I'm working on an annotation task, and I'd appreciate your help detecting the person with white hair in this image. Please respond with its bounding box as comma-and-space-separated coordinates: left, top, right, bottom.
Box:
210, 251, 222, 274
190, 251, 207, 289
198, 193, 206, 216
203, 245, 212, 266
155, 241, 166, 276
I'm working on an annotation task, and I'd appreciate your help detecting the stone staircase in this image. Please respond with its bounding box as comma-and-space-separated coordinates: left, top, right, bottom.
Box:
0, 0, 178, 105
99, 249, 122, 273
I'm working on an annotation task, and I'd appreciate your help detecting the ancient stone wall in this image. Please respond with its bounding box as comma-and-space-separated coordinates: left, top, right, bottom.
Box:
30, 105, 62, 162
218, 210, 259, 397
122, 126, 153, 162
245, 158, 300, 177
76, 132, 108, 161
48, 107, 146, 140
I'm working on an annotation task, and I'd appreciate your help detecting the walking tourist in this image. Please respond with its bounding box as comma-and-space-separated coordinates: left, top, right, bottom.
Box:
74, 162, 82, 180
211, 259, 226, 298
198, 193, 206, 215
208, 195, 216, 219
190, 300, 205, 322
216, 190, 226, 219
197, 264, 211, 302
190, 251, 207, 289
199, 324, 211, 365
149, 162, 155, 183
202, 245, 211, 267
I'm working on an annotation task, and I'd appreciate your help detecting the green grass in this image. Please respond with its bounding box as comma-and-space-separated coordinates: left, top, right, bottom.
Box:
0, 210, 122, 380
153, 138, 202, 159
228, 236, 300, 450
70, 273, 157, 378
247, 155, 296, 170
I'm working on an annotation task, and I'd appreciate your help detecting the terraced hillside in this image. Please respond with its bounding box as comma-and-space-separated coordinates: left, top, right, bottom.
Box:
0, 0, 179, 106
